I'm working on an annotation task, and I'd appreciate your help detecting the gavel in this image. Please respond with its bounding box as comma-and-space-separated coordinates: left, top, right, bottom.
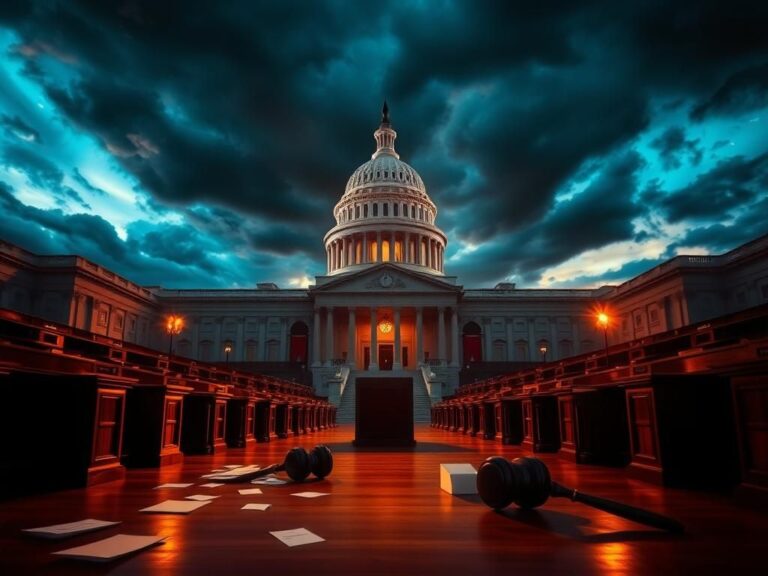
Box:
250, 445, 334, 482
477, 456, 684, 533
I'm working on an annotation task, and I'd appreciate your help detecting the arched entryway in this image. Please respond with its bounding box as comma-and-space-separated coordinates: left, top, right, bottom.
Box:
289, 321, 308, 363
462, 321, 482, 364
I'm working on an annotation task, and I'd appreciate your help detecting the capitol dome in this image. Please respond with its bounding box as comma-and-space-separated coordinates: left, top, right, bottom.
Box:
324, 103, 447, 276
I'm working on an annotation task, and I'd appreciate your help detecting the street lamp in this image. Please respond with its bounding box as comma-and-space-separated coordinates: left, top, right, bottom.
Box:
166, 314, 184, 359
596, 311, 610, 360
539, 344, 548, 362
224, 341, 233, 366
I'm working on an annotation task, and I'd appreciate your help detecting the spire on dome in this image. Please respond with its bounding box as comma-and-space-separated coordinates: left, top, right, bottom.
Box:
373, 101, 399, 159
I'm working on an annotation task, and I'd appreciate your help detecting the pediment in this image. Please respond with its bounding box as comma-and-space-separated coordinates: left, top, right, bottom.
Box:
311, 264, 460, 295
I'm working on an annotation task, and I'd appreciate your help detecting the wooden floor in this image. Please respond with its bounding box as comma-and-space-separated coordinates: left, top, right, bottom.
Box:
1, 425, 766, 575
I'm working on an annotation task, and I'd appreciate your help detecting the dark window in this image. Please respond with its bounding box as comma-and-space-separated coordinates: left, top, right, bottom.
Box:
383, 204, 388, 216
373, 204, 378, 216
393, 204, 399, 216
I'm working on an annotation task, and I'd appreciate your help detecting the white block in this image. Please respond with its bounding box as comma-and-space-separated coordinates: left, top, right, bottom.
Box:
440, 463, 478, 495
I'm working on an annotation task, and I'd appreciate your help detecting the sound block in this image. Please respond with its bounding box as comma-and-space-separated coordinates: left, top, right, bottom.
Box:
440, 463, 477, 495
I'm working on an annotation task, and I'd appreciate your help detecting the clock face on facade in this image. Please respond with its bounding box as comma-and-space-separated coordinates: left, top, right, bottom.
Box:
379, 273, 393, 287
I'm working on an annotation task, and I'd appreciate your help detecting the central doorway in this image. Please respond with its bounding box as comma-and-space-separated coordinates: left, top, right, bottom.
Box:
379, 344, 393, 370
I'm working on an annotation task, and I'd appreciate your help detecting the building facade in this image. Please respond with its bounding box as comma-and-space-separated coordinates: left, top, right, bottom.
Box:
2, 106, 768, 402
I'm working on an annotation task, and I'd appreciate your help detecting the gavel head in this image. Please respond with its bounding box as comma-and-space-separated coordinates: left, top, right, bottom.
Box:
476, 456, 551, 510
283, 445, 333, 482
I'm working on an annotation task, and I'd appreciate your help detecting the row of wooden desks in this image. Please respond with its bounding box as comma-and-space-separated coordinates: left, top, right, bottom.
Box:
0, 362, 336, 498
433, 337, 768, 502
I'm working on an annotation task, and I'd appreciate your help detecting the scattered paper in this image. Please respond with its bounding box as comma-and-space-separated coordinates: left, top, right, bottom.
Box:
290, 491, 330, 498
23, 519, 120, 540
251, 477, 287, 486
238, 488, 263, 495
270, 528, 324, 547
223, 464, 244, 469
140, 500, 211, 514
154, 483, 193, 489
200, 483, 224, 488
185, 494, 220, 501
201, 465, 262, 481
241, 503, 271, 511
210, 469, 227, 473
53, 534, 165, 562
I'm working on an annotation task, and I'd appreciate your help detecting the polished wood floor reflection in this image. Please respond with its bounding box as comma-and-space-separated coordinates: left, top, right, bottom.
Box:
1, 425, 765, 575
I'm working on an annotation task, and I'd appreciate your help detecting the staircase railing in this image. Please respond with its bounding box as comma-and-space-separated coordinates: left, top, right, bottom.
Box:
419, 364, 442, 403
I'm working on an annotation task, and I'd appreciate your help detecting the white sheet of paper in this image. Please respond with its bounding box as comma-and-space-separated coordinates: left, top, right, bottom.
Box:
238, 488, 263, 495
140, 500, 211, 514
154, 483, 193, 489
23, 519, 120, 539
53, 534, 166, 562
270, 528, 325, 547
199, 483, 224, 488
210, 469, 227, 473
223, 464, 244, 469
290, 491, 330, 498
185, 494, 220, 501
241, 503, 271, 511
251, 477, 287, 485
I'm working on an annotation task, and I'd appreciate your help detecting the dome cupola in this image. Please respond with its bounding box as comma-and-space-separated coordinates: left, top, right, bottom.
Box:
324, 103, 447, 276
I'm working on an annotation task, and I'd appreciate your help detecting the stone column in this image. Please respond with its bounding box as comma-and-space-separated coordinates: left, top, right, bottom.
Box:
369, 307, 379, 370
549, 319, 559, 360
527, 318, 537, 361
427, 238, 432, 269
416, 306, 423, 365
572, 318, 581, 355
279, 318, 287, 361
236, 317, 245, 361
404, 232, 411, 263
312, 308, 321, 366
438, 307, 446, 365
325, 307, 334, 367
506, 319, 515, 361
347, 308, 356, 367
257, 317, 266, 361
484, 318, 493, 362
450, 308, 459, 367
393, 308, 402, 370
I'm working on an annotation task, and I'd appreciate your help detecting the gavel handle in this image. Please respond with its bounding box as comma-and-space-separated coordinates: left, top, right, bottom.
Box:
550, 481, 684, 533
247, 463, 283, 480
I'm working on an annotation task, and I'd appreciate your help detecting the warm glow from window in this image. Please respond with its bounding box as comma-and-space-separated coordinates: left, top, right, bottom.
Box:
378, 319, 393, 334
394, 241, 402, 262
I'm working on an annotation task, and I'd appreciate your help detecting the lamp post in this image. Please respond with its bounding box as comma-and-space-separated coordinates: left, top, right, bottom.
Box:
539, 344, 548, 363
166, 314, 184, 359
224, 341, 233, 366
596, 312, 610, 361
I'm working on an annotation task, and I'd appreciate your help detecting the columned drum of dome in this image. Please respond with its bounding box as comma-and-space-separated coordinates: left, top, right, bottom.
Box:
324, 104, 447, 276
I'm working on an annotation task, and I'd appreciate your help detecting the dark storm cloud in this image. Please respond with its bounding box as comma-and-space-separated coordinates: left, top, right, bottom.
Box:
1, 114, 40, 143
449, 151, 645, 285
691, 62, 768, 120
1, 144, 91, 209
71, 168, 107, 197
1, 1, 767, 287
0, 180, 250, 287
650, 127, 703, 170
652, 153, 768, 223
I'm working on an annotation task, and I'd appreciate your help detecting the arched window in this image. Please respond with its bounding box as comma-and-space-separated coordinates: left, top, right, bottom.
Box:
177, 339, 192, 358
355, 205, 360, 218
290, 321, 308, 364
373, 203, 378, 217
245, 339, 258, 361
411, 205, 416, 218
364, 204, 369, 217
559, 339, 574, 359
199, 340, 213, 362
266, 339, 280, 361
493, 339, 507, 361
393, 203, 399, 216
515, 340, 528, 362
462, 322, 482, 364
383, 203, 389, 216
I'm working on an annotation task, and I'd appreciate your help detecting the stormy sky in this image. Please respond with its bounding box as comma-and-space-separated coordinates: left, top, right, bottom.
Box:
1, 1, 766, 289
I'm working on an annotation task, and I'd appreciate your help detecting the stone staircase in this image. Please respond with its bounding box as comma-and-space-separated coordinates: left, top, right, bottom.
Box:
336, 370, 432, 424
